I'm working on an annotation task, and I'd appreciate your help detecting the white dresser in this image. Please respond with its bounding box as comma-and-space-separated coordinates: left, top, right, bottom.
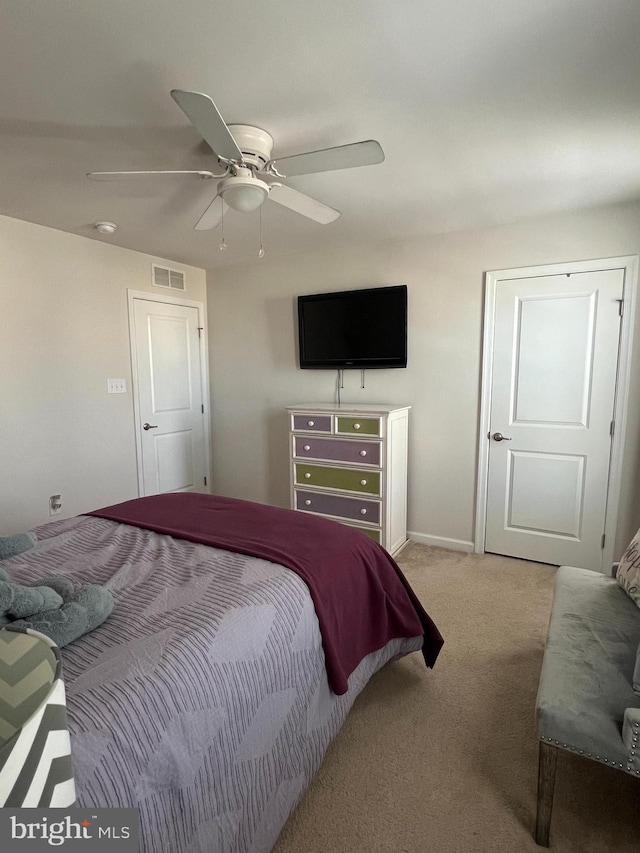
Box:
286, 404, 410, 555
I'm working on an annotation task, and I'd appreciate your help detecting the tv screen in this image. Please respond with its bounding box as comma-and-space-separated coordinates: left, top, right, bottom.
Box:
298, 285, 407, 369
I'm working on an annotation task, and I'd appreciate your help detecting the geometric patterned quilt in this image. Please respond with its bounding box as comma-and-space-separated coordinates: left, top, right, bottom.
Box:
5, 515, 423, 852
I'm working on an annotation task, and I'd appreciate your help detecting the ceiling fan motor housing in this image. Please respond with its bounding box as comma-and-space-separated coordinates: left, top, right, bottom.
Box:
227, 125, 274, 169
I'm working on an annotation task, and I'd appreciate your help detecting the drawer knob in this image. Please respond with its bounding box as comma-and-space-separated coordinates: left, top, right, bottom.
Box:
305, 499, 312, 506
307, 420, 315, 427
353, 422, 361, 430
359, 450, 367, 457
360, 479, 367, 486
303, 445, 311, 451
360, 508, 367, 515
304, 472, 311, 479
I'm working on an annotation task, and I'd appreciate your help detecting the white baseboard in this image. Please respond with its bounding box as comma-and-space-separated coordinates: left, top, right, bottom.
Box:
407, 531, 475, 553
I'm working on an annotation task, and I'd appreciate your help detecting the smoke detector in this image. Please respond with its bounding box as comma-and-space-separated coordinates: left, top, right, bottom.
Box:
94, 221, 117, 235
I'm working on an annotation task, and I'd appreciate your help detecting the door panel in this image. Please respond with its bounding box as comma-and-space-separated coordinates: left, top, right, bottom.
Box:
155, 430, 194, 493
485, 269, 623, 569
507, 451, 584, 536
132, 298, 207, 496
149, 315, 193, 413
513, 294, 595, 425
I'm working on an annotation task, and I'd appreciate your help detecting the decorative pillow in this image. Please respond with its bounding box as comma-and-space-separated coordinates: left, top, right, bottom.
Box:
616, 528, 640, 609
0, 532, 36, 562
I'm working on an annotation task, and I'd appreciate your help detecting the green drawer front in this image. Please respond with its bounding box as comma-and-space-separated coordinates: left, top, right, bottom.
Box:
336, 416, 380, 436
351, 525, 381, 543
295, 464, 380, 495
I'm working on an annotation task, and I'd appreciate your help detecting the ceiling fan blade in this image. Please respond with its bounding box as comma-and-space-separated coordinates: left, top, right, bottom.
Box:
87, 170, 217, 181
194, 194, 229, 231
171, 89, 243, 163
268, 184, 340, 224
269, 140, 384, 177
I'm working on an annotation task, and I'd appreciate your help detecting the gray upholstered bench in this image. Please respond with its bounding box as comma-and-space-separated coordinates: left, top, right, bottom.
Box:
534, 564, 640, 846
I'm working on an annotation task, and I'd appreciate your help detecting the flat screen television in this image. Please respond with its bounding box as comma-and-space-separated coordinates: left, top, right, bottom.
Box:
298, 285, 407, 369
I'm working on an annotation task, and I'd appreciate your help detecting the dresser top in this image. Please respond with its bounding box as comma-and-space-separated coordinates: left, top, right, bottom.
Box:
286, 403, 411, 414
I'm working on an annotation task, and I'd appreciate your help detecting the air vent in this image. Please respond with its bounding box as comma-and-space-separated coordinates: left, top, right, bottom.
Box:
152, 264, 186, 291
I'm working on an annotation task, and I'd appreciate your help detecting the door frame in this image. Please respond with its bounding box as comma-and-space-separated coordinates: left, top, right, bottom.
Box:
475, 255, 638, 570
127, 289, 211, 497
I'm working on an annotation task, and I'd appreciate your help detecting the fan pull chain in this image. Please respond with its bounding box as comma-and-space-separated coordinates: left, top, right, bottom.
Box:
258, 206, 265, 258
219, 198, 227, 251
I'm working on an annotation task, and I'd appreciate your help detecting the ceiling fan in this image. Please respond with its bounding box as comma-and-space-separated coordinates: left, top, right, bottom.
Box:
87, 89, 385, 230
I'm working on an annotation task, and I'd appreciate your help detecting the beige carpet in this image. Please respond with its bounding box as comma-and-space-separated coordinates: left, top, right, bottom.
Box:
273, 544, 639, 853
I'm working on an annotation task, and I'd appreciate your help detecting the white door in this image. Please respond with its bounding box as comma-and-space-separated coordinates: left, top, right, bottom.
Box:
131, 297, 208, 495
485, 269, 623, 570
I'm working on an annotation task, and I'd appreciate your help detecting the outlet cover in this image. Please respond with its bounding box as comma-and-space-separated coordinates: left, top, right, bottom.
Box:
107, 378, 127, 394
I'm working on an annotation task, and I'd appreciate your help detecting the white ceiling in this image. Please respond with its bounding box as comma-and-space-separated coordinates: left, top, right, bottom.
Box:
2, 0, 640, 269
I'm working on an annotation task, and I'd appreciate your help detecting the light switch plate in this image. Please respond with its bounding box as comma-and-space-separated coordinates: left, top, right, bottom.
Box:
107, 378, 127, 394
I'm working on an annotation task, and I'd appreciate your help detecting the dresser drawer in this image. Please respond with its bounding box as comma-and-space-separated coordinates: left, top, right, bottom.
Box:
336, 416, 381, 436
295, 490, 381, 524
292, 414, 332, 433
294, 436, 380, 466
294, 463, 380, 495
349, 525, 381, 543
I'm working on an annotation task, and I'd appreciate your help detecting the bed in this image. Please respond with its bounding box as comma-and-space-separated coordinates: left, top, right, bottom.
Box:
5, 493, 443, 853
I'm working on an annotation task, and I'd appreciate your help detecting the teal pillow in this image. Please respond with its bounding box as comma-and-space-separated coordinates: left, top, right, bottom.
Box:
0, 533, 37, 561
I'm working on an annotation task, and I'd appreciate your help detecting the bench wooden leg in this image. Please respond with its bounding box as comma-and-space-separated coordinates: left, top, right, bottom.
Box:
535, 741, 558, 846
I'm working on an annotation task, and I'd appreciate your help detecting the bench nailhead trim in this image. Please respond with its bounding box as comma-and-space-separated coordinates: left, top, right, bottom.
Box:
540, 734, 637, 774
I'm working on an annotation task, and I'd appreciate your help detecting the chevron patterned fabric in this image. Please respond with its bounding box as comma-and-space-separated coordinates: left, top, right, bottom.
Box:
0, 626, 75, 807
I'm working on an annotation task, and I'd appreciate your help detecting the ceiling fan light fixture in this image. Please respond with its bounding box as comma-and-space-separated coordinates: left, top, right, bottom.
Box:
88, 90, 383, 238
219, 175, 270, 213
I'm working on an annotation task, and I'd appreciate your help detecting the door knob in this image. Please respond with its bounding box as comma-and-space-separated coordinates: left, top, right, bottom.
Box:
492, 432, 512, 442
143, 423, 158, 430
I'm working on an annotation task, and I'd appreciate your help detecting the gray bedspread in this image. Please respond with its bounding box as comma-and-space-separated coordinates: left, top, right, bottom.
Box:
6, 514, 422, 853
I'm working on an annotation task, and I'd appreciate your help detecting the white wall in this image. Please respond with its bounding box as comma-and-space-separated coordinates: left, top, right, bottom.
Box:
0, 215, 207, 534
207, 200, 640, 557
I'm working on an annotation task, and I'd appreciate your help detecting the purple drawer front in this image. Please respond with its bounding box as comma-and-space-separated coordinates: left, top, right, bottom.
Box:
295, 490, 380, 524
294, 436, 380, 466
292, 414, 332, 432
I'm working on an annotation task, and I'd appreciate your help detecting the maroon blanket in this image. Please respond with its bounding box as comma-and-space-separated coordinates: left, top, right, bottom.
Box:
87, 493, 443, 694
